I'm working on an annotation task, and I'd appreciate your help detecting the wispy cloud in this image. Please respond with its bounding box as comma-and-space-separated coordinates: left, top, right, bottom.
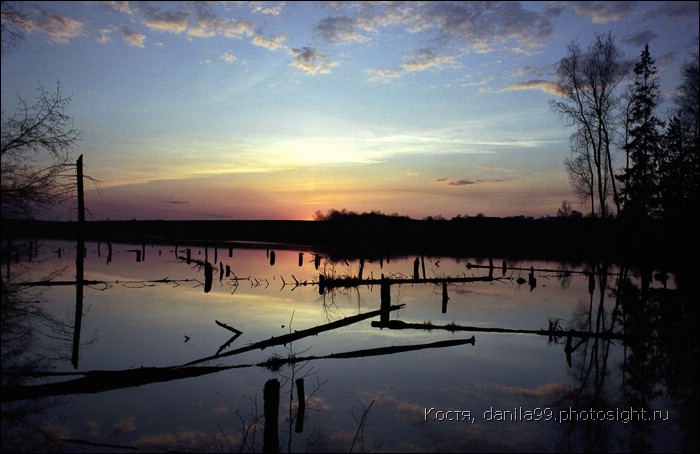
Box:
252, 33, 288, 50
570, 1, 637, 24
288, 47, 338, 75
32, 11, 85, 43
120, 25, 146, 48
420, 2, 554, 50
448, 177, 514, 186
220, 51, 237, 63
401, 49, 460, 72
622, 30, 659, 47
496, 80, 564, 96
316, 16, 369, 43
249, 1, 286, 16
140, 8, 190, 34
365, 67, 403, 83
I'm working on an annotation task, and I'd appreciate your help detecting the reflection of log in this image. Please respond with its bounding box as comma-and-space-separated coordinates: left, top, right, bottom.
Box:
295, 378, 305, 433
204, 261, 213, 293
370, 320, 627, 340
263, 379, 280, 453
318, 274, 498, 291
3, 334, 469, 403
182, 304, 406, 366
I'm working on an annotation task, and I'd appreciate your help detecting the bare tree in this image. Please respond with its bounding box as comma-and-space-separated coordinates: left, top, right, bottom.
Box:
565, 126, 596, 216
1, 83, 83, 219
1, 1, 31, 54
550, 32, 627, 218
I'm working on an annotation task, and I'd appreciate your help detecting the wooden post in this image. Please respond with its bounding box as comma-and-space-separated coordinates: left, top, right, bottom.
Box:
72, 155, 85, 369
263, 379, 280, 453
441, 282, 449, 314
298, 252, 303, 267
380, 275, 390, 323
413, 257, 419, 280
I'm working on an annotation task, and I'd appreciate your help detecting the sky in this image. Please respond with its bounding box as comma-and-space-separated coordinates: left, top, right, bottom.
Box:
1, 1, 698, 221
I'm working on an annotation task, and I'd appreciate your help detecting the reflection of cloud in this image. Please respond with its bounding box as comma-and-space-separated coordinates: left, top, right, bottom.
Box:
288, 47, 338, 75
490, 382, 571, 398
136, 430, 209, 450
112, 417, 137, 435
213, 405, 229, 416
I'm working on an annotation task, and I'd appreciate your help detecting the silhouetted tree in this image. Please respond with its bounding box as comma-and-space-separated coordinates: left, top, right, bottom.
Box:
551, 32, 627, 217
659, 54, 699, 221
1, 83, 83, 219
564, 128, 596, 216
618, 45, 665, 219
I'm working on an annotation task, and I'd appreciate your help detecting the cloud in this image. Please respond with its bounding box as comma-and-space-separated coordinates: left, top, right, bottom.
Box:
252, 33, 288, 50
570, 1, 637, 24
120, 25, 146, 48
315, 16, 368, 43
141, 8, 190, 34
288, 47, 338, 75
401, 48, 460, 72
622, 30, 658, 47
249, 1, 286, 16
450, 179, 476, 186
449, 177, 514, 186
220, 51, 237, 63
188, 3, 253, 38
365, 67, 403, 83
97, 28, 113, 44
419, 2, 553, 50
497, 80, 564, 96
33, 11, 85, 43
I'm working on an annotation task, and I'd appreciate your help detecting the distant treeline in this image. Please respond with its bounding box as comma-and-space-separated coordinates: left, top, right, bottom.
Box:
3, 215, 697, 273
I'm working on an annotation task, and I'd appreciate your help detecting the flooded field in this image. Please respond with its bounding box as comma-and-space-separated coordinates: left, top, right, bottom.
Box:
2, 238, 697, 452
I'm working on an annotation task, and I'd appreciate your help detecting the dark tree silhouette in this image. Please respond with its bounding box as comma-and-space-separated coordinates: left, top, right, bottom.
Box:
551, 32, 626, 218
1, 83, 83, 219
618, 44, 665, 219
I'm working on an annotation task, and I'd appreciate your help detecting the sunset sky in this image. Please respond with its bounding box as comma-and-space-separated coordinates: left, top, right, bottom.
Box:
2, 1, 698, 221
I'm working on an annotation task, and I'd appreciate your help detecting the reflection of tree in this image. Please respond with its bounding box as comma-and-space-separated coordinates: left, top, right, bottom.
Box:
552, 263, 699, 452
552, 263, 619, 452
0, 240, 84, 452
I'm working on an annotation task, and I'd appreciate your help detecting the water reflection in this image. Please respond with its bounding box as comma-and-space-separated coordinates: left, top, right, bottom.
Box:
1, 238, 697, 452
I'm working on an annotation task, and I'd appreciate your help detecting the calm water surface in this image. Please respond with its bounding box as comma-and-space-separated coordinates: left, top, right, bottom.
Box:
2, 239, 696, 453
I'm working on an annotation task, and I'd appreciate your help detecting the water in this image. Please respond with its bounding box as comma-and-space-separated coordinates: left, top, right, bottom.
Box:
1, 238, 696, 452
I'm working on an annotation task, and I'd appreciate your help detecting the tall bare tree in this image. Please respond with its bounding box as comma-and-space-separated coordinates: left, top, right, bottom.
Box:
551, 32, 627, 218
1, 83, 83, 219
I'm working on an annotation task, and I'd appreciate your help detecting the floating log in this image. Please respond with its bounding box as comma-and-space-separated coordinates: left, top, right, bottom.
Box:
370, 320, 627, 340
182, 304, 406, 366
3, 334, 470, 403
